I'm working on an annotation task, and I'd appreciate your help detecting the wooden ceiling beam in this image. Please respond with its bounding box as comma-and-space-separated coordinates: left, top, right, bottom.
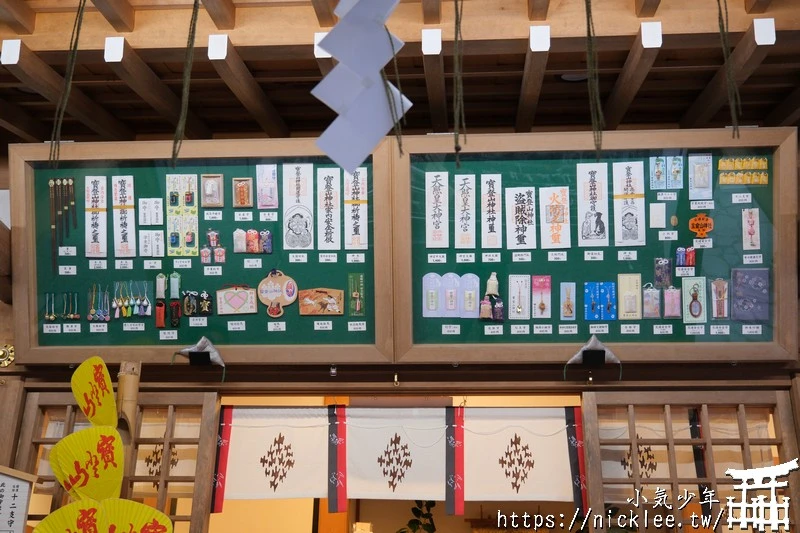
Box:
105, 37, 210, 139
745, 0, 772, 14
635, 0, 661, 17
680, 18, 776, 128
208, 34, 289, 138
91, 0, 135, 32
0, 39, 133, 139
311, 0, 337, 28
201, 0, 236, 30
604, 22, 662, 130
764, 86, 800, 126
0, 0, 34, 34
314, 31, 335, 76
422, 0, 441, 24
527, 0, 550, 21
0, 97, 49, 142
422, 29, 447, 132
515, 26, 550, 132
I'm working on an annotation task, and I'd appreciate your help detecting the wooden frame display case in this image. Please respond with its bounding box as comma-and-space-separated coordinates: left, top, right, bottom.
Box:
392, 129, 797, 363
10, 139, 393, 365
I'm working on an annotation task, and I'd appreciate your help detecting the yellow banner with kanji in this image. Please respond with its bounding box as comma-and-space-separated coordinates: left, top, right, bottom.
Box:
51, 426, 124, 501
71, 356, 117, 427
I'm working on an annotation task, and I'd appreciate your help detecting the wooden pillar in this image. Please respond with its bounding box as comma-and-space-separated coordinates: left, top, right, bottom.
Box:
0, 377, 25, 466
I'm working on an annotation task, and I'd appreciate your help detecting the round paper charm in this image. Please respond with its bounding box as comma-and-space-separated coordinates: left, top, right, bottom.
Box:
258, 269, 298, 318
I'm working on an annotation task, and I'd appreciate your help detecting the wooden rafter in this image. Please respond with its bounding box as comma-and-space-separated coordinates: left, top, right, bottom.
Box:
422, 52, 447, 132
105, 37, 210, 139
635, 0, 660, 17
0, 97, 49, 142
0, 0, 35, 34
527, 0, 550, 21
515, 27, 549, 132
764, 86, 800, 126
91, 0, 135, 32
314, 31, 335, 76
208, 35, 289, 138
680, 20, 774, 128
745, 0, 772, 14
1, 40, 133, 139
422, 0, 441, 24
604, 24, 661, 130
201, 0, 236, 30
311, 0, 337, 27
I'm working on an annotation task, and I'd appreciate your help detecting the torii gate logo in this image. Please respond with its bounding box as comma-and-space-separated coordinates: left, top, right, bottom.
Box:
726, 458, 799, 532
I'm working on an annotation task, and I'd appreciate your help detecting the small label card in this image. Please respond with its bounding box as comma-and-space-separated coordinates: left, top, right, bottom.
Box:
90, 323, 107, 333
482, 252, 501, 263
743, 325, 763, 335
244, 258, 262, 269
456, 253, 476, 264
43, 324, 61, 334
159, 330, 178, 341
693, 239, 713, 249
590, 324, 609, 334
428, 253, 447, 264
289, 253, 308, 263
59, 265, 77, 275
190, 317, 208, 327
676, 267, 696, 277
657, 192, 678, 201
484, 324, 503, 335
621, 324, 640, 334
743, 254, 763, 265
559, 324, 578, 335
234, 211, 253, 222
63, 323, 81, 333
228, 320, 246, 332
144, 259, 162, 270
654, 324, 673, 335
511, 324, 530, 335
260, 211, 278, 222
512, 251, 532, 263
442, 324, 461, 335
548, 251, 567, 262
59, 246, 77, 256
732, 193, 752, 204
115, 259, 133, 270
174, 259, 192, 269
659, 231, 678, 241
710, 325, 730, 336
585, 251, 604, 261
690, 200, 715, 210
686, 325, 705, 335
618, 251, 638, 261
348, 321, 367, 332
319, 253, 338, 263
347, 253, 366, 264
534, 324, 553, 335
204, 266, 223, 276
204, 210, 223, 221
89, 260, 107, 270
314, 321, 333, 331
123, 322, 145, 332
268, 322, 287, 332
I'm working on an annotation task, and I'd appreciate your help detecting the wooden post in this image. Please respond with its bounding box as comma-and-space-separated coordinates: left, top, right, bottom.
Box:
0, 377, 25, 466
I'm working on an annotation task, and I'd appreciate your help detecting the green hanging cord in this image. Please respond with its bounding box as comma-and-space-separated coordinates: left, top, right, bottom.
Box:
584, 0, 605, 158
49, 0, 88, 167
171, 0, 201, 167
716, 0, 741, 138
382, 25, 405, 156
453, 0, 466, 168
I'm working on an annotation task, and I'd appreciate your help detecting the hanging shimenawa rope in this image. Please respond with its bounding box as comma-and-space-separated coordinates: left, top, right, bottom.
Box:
584, 0, 604, 157
49, 0, 88, 166
382, 26, 406, 156
717, 0, 741, 138
171, 0, 201, 166
452, 0, 466, 167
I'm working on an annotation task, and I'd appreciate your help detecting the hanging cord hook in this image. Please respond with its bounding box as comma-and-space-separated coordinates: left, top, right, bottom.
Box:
382, 25, 406, 156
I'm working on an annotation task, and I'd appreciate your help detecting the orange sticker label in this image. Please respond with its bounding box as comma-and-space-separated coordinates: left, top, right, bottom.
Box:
689, 213, 714, 238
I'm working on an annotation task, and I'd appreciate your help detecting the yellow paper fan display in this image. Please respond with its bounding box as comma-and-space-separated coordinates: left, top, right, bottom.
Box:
33, 499, 103, 533
102, 498, 174, 533
71, 356, 117, 427
51, 426, 124, 501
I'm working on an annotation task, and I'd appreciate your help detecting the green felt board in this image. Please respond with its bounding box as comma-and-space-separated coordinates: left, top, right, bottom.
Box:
411, 149, 774, 344
33, 157, 375, 346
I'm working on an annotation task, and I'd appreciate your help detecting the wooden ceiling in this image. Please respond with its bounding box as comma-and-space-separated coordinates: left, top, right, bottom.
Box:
0, 0, 798, 151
